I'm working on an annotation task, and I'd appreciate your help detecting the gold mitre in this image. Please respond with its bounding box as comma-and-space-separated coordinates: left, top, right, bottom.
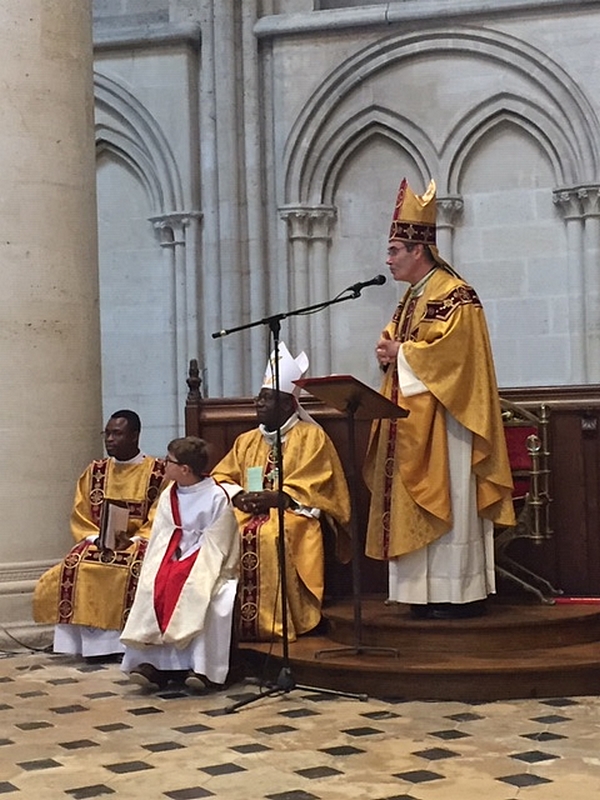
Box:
389, 178, 437, 245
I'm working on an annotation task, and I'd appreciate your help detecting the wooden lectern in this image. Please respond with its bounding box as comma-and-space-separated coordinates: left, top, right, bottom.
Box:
294, 375, 408, 658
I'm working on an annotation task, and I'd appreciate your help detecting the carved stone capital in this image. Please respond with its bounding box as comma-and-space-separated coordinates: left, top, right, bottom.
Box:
552, 186, 600, 219
149, 211, 203, 247
436, 196, 464, 228
576, 185, 600, 218
279, 205, 337, 240
553, 188, 584, 220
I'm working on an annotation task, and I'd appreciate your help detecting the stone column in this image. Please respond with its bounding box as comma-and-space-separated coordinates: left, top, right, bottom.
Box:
198, 0, 246, 397
436, 196, 464, 264
279, 205, 337, 370
241, 1, 270, 394
280, 208, 313, 353
0, 0, 101, 640
553, 188, 586, 383
577, 186, 600, 382
150, 212, 203, 429
307, 208, 337, 376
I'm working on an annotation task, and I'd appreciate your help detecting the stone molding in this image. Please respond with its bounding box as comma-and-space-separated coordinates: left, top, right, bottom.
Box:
94, 22, 201, 52
255, 1, 600, 37
0, 562, 56, 584
94, 71, 185, 215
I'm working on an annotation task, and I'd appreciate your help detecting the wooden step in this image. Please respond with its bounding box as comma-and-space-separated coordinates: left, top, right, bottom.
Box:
324, 597, 600, 653
237, 599, 600, 701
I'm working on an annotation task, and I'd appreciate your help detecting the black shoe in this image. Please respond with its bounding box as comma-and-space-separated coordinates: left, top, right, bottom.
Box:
184, 671, 222, 693
129, 663, 168, 691
428, 600, 488, 620
84, 653, 123, 665
410, 604, 432, 619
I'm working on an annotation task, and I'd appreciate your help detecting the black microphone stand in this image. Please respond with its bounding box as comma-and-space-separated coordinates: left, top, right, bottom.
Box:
213, 284, 375, 713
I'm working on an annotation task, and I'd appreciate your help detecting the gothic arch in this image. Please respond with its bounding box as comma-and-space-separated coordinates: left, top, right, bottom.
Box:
93, 71, 184, 215
284, 27, 600, 203
444, 93, 582, 190
304, 107, 437, 204
95, 126, 165, 210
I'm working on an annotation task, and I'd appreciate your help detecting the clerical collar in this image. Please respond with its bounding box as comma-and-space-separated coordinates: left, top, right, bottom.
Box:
113, 451, 145, 465
259, 413, 300, 446
409, 267, 437, 298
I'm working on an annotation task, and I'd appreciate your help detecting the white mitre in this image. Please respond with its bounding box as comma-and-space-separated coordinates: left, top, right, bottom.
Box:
261, 341, 316, 424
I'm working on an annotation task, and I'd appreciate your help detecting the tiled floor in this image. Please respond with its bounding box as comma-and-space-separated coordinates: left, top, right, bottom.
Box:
1, 648, 600, 799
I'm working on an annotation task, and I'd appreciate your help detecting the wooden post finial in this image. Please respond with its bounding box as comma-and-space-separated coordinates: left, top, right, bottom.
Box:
186, 359, 202, 405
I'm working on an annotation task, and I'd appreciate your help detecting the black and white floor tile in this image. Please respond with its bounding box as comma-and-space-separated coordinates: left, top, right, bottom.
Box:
1, 650, 599, 799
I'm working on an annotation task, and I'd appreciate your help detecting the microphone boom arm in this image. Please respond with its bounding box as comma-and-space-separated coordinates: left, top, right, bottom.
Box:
213, 290, 367, 339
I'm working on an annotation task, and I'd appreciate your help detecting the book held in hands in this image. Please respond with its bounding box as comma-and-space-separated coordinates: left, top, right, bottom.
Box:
99, 499, 130, 551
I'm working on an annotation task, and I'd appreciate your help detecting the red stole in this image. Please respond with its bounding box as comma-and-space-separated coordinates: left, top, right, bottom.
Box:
153, 483, 201, 634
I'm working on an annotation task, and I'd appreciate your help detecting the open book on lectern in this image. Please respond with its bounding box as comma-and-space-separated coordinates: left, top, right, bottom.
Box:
294, 374, 408, 421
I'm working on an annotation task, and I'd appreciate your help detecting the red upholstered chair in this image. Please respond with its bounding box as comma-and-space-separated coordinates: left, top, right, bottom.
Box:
494, 398, 561, 603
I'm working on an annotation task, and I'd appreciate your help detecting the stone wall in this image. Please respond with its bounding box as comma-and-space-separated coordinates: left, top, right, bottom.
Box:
91, 2, 600, 436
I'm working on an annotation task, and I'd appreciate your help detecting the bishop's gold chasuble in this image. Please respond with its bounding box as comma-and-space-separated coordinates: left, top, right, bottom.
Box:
364, 268, 515, 561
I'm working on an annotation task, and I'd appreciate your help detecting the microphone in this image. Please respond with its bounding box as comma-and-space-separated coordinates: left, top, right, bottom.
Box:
348, 274, 387, 293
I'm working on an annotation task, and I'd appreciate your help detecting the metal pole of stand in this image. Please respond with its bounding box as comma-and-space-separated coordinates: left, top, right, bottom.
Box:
221, 318, 368, 714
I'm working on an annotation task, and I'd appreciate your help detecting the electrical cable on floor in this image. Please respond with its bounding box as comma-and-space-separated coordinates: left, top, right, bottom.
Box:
0, 626, 53, 655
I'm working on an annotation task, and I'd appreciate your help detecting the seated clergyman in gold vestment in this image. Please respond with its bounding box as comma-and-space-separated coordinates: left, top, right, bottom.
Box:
33, 410, 167, 659
363, 178, 515, 620
212, 343, 351, 642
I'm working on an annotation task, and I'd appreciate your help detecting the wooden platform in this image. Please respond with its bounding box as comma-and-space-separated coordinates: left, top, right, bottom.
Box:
237, 597, 600, 701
